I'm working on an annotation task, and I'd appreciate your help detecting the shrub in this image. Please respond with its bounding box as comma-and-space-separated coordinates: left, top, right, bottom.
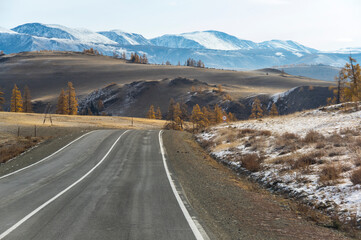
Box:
237, 128, 256, 138
340, 128, 359, 136
257, 130, 272, 137
319, 165, 341, 185
241, 154, 262, 172
282, 132, 299, 140
354, 138, 361, 147
316, 142, 326, 149
303, 130, 324, 144
292, 153, 318, 169
199, 140, 212, 149
350, 168, 361, 185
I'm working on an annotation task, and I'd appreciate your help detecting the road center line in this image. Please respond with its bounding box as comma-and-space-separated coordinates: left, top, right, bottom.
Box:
0, 130, 96, 180
0, 130, 129, 240
158, 130, 208, 240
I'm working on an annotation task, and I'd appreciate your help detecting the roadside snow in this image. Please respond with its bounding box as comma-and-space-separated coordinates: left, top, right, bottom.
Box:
197, 105, 361, 224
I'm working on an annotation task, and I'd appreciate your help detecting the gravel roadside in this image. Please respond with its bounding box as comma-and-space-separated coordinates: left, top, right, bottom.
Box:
163, 130, 352, 240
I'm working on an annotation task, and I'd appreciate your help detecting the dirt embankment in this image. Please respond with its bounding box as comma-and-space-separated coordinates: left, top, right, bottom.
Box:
163, 130, 352, 240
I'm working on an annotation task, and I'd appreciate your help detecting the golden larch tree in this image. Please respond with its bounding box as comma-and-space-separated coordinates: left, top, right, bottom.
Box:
339, 56, 361, 103
269, 103, 279, 117
147, 105, 156, 119
10, 84, 23, 112
214, 104, 223, 123
173, 103, 183, 129
155, 107, 162, 120
191, 104, 209, 131
67, 82, 78, 115
56, 89, 69, 114
250, 97, 263, 119
23, 85, 33, 113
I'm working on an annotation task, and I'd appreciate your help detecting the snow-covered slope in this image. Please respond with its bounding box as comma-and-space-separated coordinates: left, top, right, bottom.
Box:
150, 35, 205, 49
259, 40, 318, 54
98, 30, 150, 45
12, 23, 116, 44
151, 30, 257, 50
179, 30, 257, 50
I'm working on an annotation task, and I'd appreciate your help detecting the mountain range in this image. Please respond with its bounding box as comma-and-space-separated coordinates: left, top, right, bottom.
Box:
1, 23, 360, 72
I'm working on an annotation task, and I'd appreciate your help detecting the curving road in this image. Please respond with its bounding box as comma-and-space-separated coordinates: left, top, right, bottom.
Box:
0, 130, 206, 240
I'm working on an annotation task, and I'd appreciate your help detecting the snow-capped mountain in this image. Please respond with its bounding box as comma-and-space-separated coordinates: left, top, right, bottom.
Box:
151, 30, 257, 50
258, 40, 317, 54
12, 23, 116, 44
98, 30, 151, 46
0, 23, 360, 71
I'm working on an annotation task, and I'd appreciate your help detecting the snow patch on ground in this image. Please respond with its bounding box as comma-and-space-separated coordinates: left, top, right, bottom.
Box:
197, 104, 361, 224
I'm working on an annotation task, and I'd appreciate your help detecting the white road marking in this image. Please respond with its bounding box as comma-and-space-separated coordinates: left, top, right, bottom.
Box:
158, 130, 209, 240
0, 131, 96, 180
0, 130, 129, 240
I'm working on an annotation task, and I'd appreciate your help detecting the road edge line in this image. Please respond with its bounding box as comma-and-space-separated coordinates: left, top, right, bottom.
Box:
0, 130, 129, 240
0, 131, 96, 180
158, 130, 208, 240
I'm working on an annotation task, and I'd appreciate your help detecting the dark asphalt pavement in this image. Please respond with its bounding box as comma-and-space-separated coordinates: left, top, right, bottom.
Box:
0, 130, 202, 240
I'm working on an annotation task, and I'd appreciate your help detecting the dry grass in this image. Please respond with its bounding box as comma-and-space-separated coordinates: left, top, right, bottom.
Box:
303, 130, 324, 144
282, 132, 299, 140
241, 154, 262, 172
340, 128, 360, 136
319, 165, 341, 185
0, 112, 165, 131
350, 168, 361, 185
0, 136, 42, 163
291, 151, 324, 170
327, 133, 345, 147
237, 128, 257, 138
274, 132, 301, 154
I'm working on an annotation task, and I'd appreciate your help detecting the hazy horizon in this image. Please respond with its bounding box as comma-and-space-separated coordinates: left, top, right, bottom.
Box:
1, 0, 360, 51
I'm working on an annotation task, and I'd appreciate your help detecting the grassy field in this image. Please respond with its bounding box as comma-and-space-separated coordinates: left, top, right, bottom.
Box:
0, 111, 165, 163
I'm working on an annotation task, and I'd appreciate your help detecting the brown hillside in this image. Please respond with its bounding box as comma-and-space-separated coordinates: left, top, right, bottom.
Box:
0, 51, 331, 111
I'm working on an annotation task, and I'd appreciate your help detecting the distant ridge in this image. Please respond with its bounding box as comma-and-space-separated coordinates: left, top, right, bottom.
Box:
0, 22, 360, 70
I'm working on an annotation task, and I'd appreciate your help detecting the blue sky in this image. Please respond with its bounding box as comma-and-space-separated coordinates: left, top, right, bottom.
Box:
0, 0, 360, 51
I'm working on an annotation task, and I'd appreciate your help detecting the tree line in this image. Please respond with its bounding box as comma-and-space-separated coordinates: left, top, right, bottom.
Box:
0, 82, 80, 115
0, 84, 33, 112
56, 82, 78, 115
146, 99, 237, 131
249, 98, 279, 119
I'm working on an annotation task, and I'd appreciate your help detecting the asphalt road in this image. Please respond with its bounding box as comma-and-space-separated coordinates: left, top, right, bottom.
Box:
0, 130, 204, 240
